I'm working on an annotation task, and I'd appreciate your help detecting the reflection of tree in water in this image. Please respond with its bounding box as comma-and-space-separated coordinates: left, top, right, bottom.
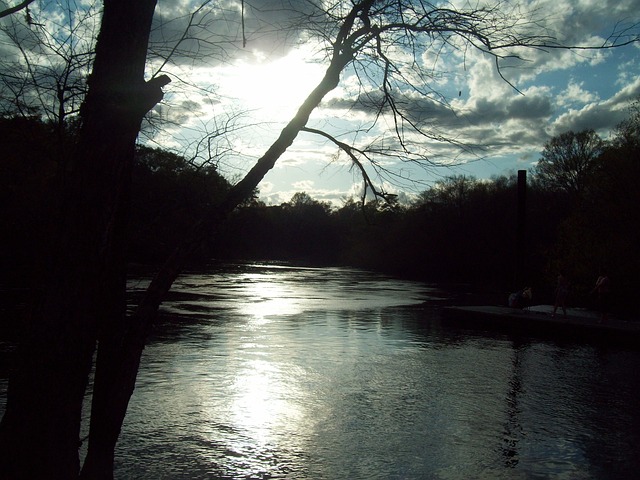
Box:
501, 340, 528, 468
580, 349, 640, 479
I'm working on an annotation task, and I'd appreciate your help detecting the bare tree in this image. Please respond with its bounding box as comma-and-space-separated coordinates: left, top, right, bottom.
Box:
534, 129, 605, 197
0, 1, 638, 478
0, 1, 168, 477
612, 96, 640, 151
0, 1, 100, 132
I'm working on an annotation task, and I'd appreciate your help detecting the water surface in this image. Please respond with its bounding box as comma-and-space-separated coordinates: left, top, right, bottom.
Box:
115, 263, 640, 479
2, 263, 639, 479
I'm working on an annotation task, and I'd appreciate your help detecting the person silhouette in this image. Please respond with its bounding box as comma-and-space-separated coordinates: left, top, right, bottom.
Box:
552, 272, 569, 318
591, 270, 611, 322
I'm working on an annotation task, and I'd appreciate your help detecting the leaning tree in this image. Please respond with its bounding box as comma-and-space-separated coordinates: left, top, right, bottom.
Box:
0, 1, 638, 478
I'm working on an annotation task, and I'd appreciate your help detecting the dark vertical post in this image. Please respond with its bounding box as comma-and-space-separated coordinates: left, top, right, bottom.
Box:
515, 170, 527, 288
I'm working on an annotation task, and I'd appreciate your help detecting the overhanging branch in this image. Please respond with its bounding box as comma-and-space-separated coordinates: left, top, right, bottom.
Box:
301, 125, 396, 204
0, 0, 36, 20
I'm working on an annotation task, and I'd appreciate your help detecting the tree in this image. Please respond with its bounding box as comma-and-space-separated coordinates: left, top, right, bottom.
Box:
0, 116, 61, 288
546, 101, 640, 310
0, 0, 169, 477
408, 175, 519, 284
281, 192, 335, 261
611, 97, 640, 152
1, 1, 638, 478
129, 145, 231, 264
0, 1, 99, 133
534, 129, 604, 199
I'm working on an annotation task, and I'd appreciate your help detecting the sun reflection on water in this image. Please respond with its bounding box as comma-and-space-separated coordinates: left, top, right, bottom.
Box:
233, 360, 276, 437
237, 273, 302, 321
224, 356, 308, 478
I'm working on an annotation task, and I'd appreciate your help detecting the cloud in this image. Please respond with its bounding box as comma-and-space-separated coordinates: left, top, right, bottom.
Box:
309, 12, 633, 203
4, 0, 638, 205
447, 0, 638, 87
263, 186, 349, 206
556, 81, 600, 107
459, 93, 552, 126
551, 77, 640, 135
149, 0, 639, 152
258, 181, 274, 195
610, 75, 640, 105
154, 0, 640, 204
150, 0, 328, 70
291, 180, 315, 191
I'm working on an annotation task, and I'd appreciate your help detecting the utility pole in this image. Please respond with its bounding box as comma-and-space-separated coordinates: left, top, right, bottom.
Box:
515, 170, 527, 288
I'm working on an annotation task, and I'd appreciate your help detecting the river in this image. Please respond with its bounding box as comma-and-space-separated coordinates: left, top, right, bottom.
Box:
2, 262, 640, 479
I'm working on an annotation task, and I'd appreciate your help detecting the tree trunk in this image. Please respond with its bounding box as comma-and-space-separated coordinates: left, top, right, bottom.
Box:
0, 0, 162, 478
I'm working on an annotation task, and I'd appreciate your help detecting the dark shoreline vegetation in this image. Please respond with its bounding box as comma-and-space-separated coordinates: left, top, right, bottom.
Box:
1, 111, 639, 325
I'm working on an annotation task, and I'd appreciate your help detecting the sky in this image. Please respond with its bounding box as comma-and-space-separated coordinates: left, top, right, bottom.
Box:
2, 0, 640, 206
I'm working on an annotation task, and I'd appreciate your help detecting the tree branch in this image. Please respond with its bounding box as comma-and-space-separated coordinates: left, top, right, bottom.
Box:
0, 0, 36, 20
301, 125, 396, 204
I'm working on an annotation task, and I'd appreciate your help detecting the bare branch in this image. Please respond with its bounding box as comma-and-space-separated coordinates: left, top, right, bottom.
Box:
0, 0, 36, 20
301, 125, 385, 200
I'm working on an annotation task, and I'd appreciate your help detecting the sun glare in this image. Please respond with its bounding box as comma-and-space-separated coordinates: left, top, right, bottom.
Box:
237, 273, 301, 321
221, 50, 323, 119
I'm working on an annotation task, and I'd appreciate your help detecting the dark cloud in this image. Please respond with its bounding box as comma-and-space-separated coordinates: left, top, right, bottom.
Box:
507, 95, 553, 119
463, 98, 507, 124
325, 87, 554, 129
324, 90, 460, 125
553, 0, 640, 46
455, 95, 551, 126
150, 0, 327, 68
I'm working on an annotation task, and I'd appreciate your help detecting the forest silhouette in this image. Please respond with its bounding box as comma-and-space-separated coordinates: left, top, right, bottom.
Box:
2, 106, 639, 318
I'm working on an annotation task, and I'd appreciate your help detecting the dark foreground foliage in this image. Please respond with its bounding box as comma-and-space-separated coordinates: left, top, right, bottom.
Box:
0, 117, 230, 287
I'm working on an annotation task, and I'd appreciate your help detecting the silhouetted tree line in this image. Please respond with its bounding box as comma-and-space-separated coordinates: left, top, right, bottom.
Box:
2, 104, 639, 316
216, 177, 532, 286
0, 116, 230, 292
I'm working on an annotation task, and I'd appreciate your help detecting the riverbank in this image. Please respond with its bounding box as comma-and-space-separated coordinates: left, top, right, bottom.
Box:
442, 304, 640, 348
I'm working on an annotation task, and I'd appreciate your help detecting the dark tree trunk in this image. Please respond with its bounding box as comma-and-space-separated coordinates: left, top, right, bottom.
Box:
0, 1, 163, 478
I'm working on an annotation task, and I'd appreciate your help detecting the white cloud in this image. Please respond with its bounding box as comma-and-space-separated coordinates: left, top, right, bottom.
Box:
552, 77, 640, 135
258, 181, 274, 195
291, 180, 315, 191
557, 81, 600, 107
